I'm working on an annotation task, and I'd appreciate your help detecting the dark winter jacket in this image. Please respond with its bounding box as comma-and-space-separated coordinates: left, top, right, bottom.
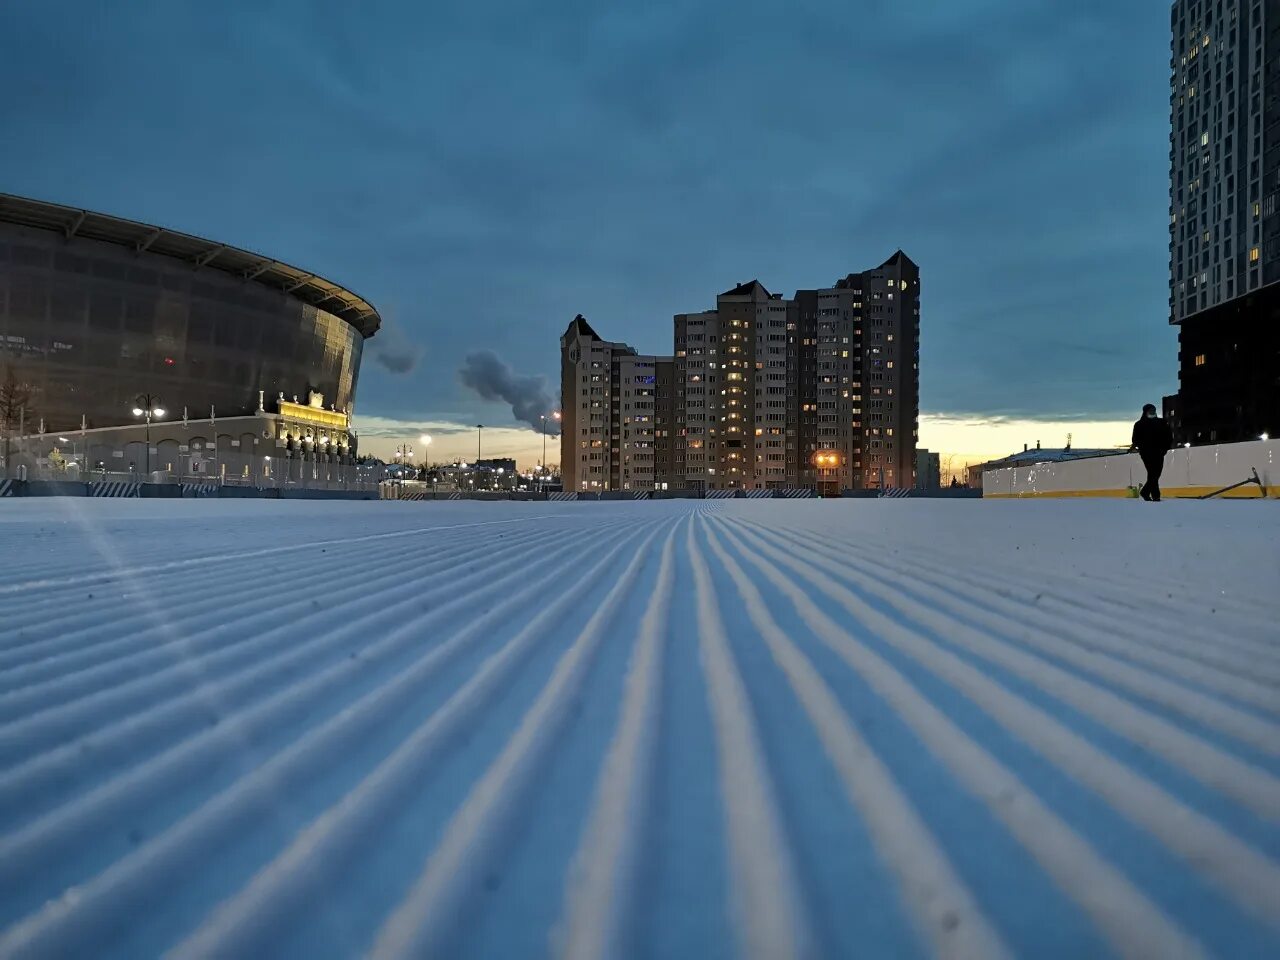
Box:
1132, 416, 1172, 455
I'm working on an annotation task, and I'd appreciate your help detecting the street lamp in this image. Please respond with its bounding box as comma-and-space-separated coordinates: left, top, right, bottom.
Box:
395, 443, 415, 486
813, 450, 840, 496
132, 394, 165, 475
540, 414, 548, 481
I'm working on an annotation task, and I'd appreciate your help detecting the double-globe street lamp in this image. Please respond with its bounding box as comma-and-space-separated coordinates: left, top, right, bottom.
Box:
131, 394, 166, 476
394, 434, 433, 487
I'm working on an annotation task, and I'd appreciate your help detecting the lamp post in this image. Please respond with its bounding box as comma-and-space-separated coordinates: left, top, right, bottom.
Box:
395, 443, 415, 488
131, 394, 166, 476
539, 411, 561, 492
476, 424, 483, 467
813, 450, 840, 497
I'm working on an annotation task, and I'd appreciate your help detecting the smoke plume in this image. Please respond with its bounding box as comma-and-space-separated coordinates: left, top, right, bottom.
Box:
366, 313, 423, 375
458, 351, 560, 434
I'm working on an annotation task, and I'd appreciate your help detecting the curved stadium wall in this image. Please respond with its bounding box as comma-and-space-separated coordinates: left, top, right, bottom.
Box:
0, 197, 377, 437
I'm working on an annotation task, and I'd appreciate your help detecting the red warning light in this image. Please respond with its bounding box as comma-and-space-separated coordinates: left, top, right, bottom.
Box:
163, 356, 176, 366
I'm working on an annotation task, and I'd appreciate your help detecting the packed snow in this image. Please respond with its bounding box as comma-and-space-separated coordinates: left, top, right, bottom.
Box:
0, 497, 1277, 959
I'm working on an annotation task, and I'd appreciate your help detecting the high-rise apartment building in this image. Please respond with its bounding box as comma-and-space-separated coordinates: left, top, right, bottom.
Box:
1165, 0, 1279, 443
791, 252, 921, 491
559, 314, 628, 492
560, 314, 673, 492
673, 282, 791, 491
560, 252, 920, 492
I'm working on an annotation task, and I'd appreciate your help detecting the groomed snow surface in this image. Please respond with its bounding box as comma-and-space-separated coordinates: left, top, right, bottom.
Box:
0, 497, 1277, 960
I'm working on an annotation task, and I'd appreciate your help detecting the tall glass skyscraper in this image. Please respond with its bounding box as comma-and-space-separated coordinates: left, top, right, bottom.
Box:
1165, 0, 1278, 444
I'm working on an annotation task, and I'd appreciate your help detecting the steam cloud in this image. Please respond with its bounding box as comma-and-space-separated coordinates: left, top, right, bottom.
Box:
458, 351, 561, 435
367, 315, 423, 375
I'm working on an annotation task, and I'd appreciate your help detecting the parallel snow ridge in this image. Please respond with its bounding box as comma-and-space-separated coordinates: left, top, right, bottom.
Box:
0, 498, 1277, 960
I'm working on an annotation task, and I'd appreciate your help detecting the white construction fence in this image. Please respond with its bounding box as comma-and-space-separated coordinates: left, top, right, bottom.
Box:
983, 438, 1277, 499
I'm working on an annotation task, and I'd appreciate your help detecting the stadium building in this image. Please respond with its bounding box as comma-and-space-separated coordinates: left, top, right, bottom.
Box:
0, 194, 380, 482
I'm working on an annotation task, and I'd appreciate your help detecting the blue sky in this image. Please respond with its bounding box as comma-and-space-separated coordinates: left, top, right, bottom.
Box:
0, 1, 1174, 463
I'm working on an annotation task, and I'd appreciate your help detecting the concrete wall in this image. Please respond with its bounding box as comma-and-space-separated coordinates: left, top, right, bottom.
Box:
983, 439, 1278, 498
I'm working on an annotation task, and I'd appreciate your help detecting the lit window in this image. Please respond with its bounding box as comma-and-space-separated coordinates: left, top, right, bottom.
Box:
1249, 247, 1260, 262
1254, 202, 1262, 217
1194, 354, 1206, 367
1201, 132, 1209, 146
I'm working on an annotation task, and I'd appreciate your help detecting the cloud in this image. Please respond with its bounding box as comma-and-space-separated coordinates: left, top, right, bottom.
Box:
457, 351, 560, 435
351, 415, 475, 439
365, 313, 423, 375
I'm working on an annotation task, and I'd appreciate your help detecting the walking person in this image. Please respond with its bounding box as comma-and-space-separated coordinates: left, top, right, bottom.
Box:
1131, 403, 1172, 501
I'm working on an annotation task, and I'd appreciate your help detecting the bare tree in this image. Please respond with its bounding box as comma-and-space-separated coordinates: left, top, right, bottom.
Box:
0, 365, 36, 475
938, 453, 956, 487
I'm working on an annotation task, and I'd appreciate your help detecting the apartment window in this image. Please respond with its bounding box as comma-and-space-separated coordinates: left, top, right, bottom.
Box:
1249, 247, 1260, 262
1194, 353, 1206, 366
1253, 202, 1261, 217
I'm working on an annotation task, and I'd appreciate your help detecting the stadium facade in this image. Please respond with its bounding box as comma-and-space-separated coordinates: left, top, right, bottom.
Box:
0, 194, 379, 481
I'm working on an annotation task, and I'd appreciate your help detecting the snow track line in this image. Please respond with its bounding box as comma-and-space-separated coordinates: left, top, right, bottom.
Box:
701, 521, 1012, 960
0, 513, 566, 598
555, 521, 681, 960
885, 515, 1280, 637
0, 522, 605, 770
0, 521, 648, 960
709, 519, 1207, 960
0, 513, 537, 653
364, 522, 671, 960
722, 521, 1280, 933
735, 520, 1280, 815
0, 522, 554, 710
0, 523, 611, 831
683, 520, 814, 960
0, 522, 503, 682
776, 514, 1280, 668
159, 522, 653, 960
0, 499, 1274, 957
743, 521, 1280, 765
755, 519, 1280, 701
820, 522, 1280, 672
747, 522, 1280, 757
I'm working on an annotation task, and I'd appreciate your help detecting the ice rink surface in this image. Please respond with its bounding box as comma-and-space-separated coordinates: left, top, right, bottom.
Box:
0, 497, 1277, 959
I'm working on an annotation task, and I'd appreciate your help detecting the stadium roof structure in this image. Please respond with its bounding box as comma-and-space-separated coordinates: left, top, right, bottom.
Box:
0, 193, 380, 338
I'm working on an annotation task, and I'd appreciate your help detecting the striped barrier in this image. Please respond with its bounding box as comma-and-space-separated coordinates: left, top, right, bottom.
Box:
775, 488, 817, 499
548, 492, 578, 501
0, 479, 16, 498
737, 489, 773, 499
878, 487, 913, 499
181, 483, 220, 498
89, 481, 141, 498
447, 492, 464, 500
704, 489, 737, 499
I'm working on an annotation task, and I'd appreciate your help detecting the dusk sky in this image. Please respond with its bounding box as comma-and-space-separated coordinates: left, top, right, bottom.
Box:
0, 1, 1174, 467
